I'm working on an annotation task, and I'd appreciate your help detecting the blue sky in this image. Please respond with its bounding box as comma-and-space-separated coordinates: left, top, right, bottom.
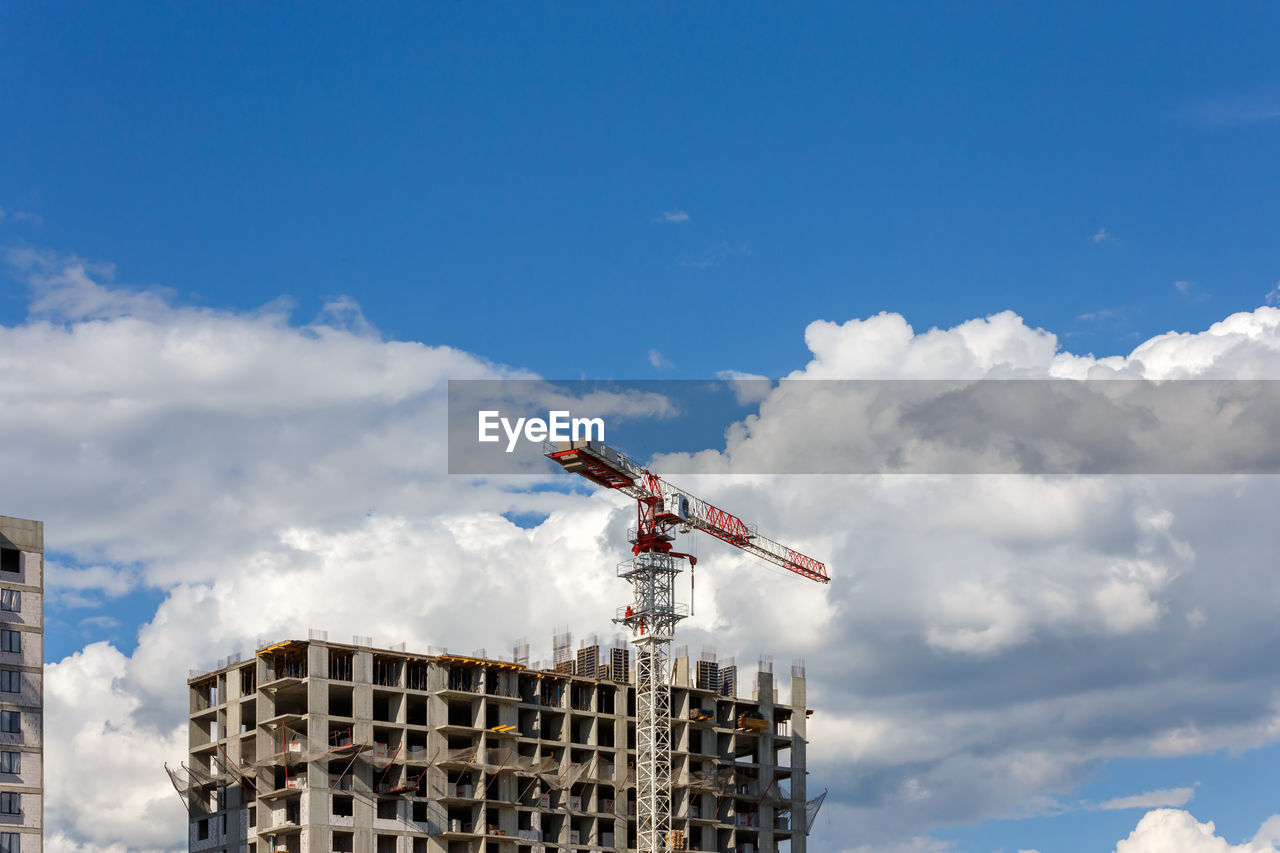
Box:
941, 746, 1280, 851
4, 2, 1278, 378
5, 4, 1280, 852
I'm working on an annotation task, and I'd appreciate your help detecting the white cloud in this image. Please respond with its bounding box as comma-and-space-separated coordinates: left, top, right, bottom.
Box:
1254, 816, 1280, 848
45, 643, 188, 848
1176, 280, 1210, 301
649, 348, 672, 368
646, 307, 1280, 847
11, 249, 177, 320
794, 310, 1063, 379
715, 369, 772, 404
1099, 786, 1196, 810
843, 838, 953, 853
1114, 809, 1280, 852
0, 206, 42, 226
1179, 90, 1280, 127
679, 240, 750, 269
317, 294, 378, 337
78, 614, 121, 630
48, 563, 140, 598
13, 254, 1280, 851
1078, 307, 1122, 323
0, 254, 647, 850
45, 833, 171, 853
656, 210, 691, 223
1093, 227, 1116, 244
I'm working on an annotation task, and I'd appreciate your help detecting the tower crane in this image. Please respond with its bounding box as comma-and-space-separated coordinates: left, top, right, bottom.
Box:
544, 439, 829, 853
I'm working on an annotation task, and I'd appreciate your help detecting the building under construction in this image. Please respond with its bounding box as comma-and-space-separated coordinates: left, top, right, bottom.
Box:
177, 633, 821, 853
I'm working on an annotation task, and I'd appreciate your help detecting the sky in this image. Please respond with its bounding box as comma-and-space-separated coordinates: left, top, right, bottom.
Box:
3, 3, 1280, 852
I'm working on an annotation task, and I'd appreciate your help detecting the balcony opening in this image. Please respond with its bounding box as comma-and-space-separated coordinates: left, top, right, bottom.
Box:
240, 665, 256, 695
407, 696, 428, 726
373, 656, 401, 688
329, 650, 354, 681
329, 685, 354, 717
407, 661, 429, 691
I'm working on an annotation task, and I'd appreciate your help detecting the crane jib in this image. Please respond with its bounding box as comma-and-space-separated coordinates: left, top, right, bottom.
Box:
544, 439, 829, 584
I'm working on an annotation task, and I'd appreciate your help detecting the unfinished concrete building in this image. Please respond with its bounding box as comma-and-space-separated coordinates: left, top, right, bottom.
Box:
180, 635, 815, 853
0, 516, 44, 853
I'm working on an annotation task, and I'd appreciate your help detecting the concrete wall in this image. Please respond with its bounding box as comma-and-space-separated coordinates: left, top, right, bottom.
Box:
0, 518, 42, 555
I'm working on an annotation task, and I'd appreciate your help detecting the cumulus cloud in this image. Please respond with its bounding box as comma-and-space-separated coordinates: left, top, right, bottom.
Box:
0, 253, 686, 850
0, 251, 510, 584
643, 309, 1280, 477
46, 562, 142, 609
1114, 809, 1280, 852
48, 563, 140, 598
645, 308, 1280, 848
11, 255, 1280, 852
45, 643, 187, 848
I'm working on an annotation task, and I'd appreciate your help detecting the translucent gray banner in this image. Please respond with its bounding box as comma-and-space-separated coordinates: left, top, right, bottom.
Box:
448, 379, 1280, 475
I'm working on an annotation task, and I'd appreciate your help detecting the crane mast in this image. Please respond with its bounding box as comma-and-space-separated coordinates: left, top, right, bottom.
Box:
545, 439, 829, 853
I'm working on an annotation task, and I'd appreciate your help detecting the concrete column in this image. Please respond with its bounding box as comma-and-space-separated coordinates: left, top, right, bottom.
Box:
352, 649, 375, 853
757, 671, 776, 853
306, 644, 331, 851
790, 673, 807, 853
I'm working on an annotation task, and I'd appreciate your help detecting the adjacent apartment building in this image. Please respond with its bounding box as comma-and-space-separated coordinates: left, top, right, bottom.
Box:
183, 636, 813, 853
0, 516, 43, 853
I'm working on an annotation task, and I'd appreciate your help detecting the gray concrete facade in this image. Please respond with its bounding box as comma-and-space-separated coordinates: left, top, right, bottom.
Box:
0, 516, 43, 853
186, 638, 811, 853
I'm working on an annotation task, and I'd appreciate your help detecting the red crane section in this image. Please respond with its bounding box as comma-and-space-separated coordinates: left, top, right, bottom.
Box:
545, 440, 829, 584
